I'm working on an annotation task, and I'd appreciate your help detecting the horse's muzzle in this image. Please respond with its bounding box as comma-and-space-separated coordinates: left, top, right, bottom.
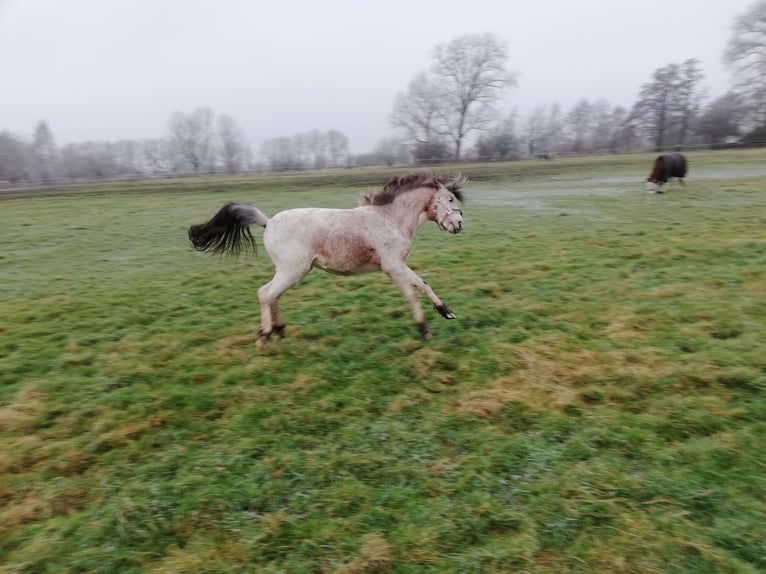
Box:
440, 209, 463, 234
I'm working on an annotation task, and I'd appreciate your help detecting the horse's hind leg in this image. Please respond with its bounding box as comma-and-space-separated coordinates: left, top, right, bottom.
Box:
257, 266, 310, 349
391, 277, 431, 339
270, 301, 286, 339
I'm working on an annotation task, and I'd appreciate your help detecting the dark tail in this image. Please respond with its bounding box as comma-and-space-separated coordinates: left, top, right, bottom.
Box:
188, 203, 269, 256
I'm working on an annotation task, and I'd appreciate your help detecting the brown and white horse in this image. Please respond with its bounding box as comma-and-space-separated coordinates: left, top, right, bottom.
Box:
646, 152, 687, 193
189, 173, 466, 348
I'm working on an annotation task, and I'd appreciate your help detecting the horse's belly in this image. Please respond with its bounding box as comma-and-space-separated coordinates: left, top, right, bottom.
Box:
313, 236, 382, 275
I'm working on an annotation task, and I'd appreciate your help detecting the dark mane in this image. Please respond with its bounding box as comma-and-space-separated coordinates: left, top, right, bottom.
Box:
361, 172, 466, 206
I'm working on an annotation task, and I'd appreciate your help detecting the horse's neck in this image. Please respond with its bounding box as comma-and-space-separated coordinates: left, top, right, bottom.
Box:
385, 189, 432, 238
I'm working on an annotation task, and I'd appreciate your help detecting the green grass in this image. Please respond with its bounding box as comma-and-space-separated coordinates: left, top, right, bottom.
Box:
1, 150, 765, 573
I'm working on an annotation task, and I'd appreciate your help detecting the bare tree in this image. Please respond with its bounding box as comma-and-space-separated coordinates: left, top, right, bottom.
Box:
217, 114, 249, 173
326, 129, 349, 167
30, 120, 56, 183
475, 111, 520, 159
141, 138, 173, 174
371, 138, 410, 167
524, 106, 547, 157
724, 0, 766, 127
542, 104, 564, 154
589, 99, 615, 151
259, 130, 349, 171
607, 106, 638, 152
630, 60, 706, 150
675, 59, 706, 145
630, 63, 680, 150
168, 107, 215, 172
260, 137, 293, 171
431, 33, 516, 158
390, 72, 443, 147
696, 92, 746, 144
305, 130, 328, 169
0, 131, 28, 184
565, 99, 594, 152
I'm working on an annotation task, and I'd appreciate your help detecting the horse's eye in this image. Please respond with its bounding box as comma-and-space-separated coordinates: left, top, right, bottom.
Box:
449, 197, 454, 202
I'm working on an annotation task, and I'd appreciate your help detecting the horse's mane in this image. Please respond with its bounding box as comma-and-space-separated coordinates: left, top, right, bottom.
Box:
361, 172, 466, 206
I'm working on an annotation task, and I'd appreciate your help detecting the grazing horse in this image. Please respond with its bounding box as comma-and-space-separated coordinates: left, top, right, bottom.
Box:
188, 173, 466, 348
646, 152, 687, 193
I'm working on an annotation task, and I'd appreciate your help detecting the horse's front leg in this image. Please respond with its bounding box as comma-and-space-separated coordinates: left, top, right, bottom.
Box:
384, 263, 455, 339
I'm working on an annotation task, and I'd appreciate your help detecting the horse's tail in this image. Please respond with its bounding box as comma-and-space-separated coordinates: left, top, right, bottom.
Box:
188, 203, 269, 256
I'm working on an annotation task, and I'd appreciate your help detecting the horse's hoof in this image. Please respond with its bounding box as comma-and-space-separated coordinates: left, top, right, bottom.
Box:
423, 331, 433, 340
256, 328, 270, 350
434, 304, 456, 319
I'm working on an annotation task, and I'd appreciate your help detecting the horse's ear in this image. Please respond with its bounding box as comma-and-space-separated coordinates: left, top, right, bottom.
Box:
446, 173, 467, 202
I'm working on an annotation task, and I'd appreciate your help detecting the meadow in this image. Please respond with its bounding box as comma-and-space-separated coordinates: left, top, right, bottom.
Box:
1, 150, 765, 573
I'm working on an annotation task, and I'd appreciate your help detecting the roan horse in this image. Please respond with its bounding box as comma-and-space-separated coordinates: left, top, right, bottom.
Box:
646, 152, 687, 193
188, 173, 466, 348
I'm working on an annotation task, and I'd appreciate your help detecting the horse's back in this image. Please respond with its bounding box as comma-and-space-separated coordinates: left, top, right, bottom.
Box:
263, 206, 392, 274
652, 152, 687, 182
665, 152, 687, 178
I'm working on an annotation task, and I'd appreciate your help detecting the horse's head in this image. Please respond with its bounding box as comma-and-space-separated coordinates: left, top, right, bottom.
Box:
646, 156, 664, 193
429, 185, 464, 234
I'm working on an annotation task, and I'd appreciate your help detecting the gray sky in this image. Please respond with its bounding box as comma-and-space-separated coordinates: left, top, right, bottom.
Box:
0, 0, 755, 153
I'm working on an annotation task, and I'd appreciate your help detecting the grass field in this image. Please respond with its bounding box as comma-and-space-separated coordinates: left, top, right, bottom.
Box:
1, 150, 765, 573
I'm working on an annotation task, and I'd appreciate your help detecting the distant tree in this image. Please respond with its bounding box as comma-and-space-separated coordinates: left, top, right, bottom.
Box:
57, 144, 86, 179
431, 33, 516, 158
412, 140, 452, 164
606, 106, 639, 152
741, 123, 766, 143
589, 99, 616, 151
141, 138, 174, 174
260, 136, 302, 171
696, 92, 746, 144
724, 0, 766, 127
675, 59, 706, 145
630, 60, 705, 150
391, 72, 443, 148
217, 115, 249, 173
543, 104, 565, 154
524, 106, 547, 157
475, 112, 520, 159
565, 99, 594, 152
326, 129, 349, 167
30, 120, 56, 183
393, 34, 515, 159
168, 107, 215, 172
259, 130, 349, 170
304, 130, 328, 169
370, 138, 410, 167
0, 131, 28, 183
112, 140, 138, 175
630, 63, 680, 151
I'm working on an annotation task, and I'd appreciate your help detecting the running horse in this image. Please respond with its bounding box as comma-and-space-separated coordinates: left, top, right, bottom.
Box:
188, 173, 466, 348
646, 152, 687, 193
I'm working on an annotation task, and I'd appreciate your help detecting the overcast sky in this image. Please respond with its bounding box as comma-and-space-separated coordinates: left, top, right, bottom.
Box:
0, 0, 756, 153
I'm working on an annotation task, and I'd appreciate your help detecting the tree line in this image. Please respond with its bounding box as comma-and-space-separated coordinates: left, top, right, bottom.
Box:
388, 0, 766, 162
2, 0, 766, 184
